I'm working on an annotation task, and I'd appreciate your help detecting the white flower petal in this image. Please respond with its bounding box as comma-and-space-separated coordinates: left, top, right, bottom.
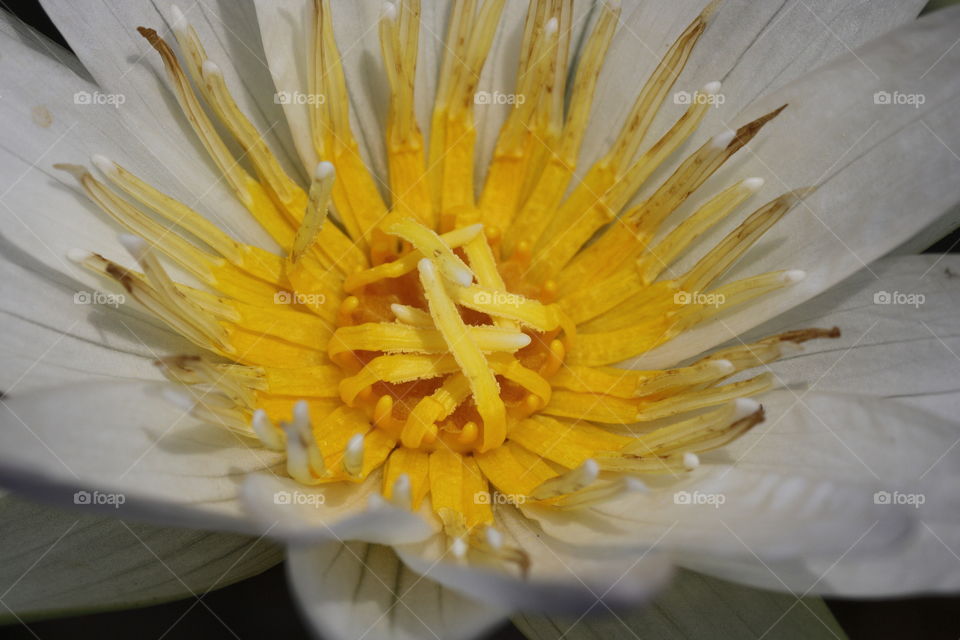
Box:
0, 12, 273, 281
0, 380, 282, 533
287, 540, 507, 640
241, 473, 434, 546
680, 391, 960, 595
581, 0, 925, 169
631, 7, 960, 368
37, 0, 300, 172
396, 507, 673, 615
723, 391, 960, 492
743, 254, 960, 421
513, 568, 845, 640
0, 250, 186, 393
22, 1, 280, 249
0, 492, 281, 620
525, 465, 909, 564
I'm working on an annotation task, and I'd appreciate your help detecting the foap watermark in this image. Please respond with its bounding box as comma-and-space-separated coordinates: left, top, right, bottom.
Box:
275, 291, 327, 306
873, 290, 925, 308
674, 490, 726, 508
274, 490, 326, 507
473, 290, 525, 307
673, 90, 725, 107
475, 491, 526, 505
74, 490, 126, 509
674, 290, 725, 308
74, 90, 126, 108
274, 91, 326, 105
74, 290, 125, 308
874, 490, 925, 509
873, 90, 925, 109
474, 90, 525, 105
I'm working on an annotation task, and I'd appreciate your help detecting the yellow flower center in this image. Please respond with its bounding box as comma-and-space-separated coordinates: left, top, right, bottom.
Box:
61, 0, 840, 554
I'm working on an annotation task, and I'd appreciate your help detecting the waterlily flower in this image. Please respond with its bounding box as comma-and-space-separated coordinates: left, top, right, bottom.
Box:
2, 0, 960, 638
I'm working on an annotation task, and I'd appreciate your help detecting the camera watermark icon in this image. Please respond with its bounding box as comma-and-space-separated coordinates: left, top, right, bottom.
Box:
873, 490, 925, 509
473, 290, 525, 308
74, 90, 126, 108
673, 90, 725, 107
474, 491, 526, 505
673, 490, 726, 508
873, 91, 925, 109
274, 91, 326, 105
74, 290, 125, 308
673, 290, 725, 308
475, 91, 525, 106
274, 291, 327, 306
74, 490, 126, 509
273, 490, 326, 507
873, 290, 925, 308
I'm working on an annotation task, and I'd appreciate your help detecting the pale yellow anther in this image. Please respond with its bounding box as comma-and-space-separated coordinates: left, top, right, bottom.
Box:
291, 162, 336, 263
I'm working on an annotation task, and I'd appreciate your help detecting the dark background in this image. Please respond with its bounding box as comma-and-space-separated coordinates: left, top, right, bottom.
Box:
1, 0, 959, 638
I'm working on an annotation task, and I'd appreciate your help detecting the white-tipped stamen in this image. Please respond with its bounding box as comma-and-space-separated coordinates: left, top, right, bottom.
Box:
450, 536, 468, 558
343, 433, 365, 477
552, 476, 641, 509
682, 451, 700, 470
710, 129, 736, 149
783, 269, 806, 283
390, 303, 432, 326
169, 4, 188, 35
484, 525, 504, 550
162, 387, 196, 411
701, 80, 721, 95
390, 473, 412, 509
67, 248, 92, 264
732, 397, 761, 422
252, 409, 286, 451
531, 459, 599, 500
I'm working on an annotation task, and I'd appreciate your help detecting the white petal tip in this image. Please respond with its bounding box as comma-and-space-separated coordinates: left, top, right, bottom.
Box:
743, 177, 765, 191
90, 154, 116, 177
682, 452, 700, 470
118, 233, 148, 260
382, 2, 397, 20
605, 0, 621, 10
67, 248, 91, 263
623, 477, 647, 492
711, 130, 736, 148
783, 269, 806, 283
544, 17, 559, 35
314, 161, 335, 180
701, 81, 721, 95
201, 59, 222, 77
451, 537, 468, 558
732, 397, 760, 421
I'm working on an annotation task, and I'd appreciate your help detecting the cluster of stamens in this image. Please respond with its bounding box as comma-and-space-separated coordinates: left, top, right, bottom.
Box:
59, 0, 842, 561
